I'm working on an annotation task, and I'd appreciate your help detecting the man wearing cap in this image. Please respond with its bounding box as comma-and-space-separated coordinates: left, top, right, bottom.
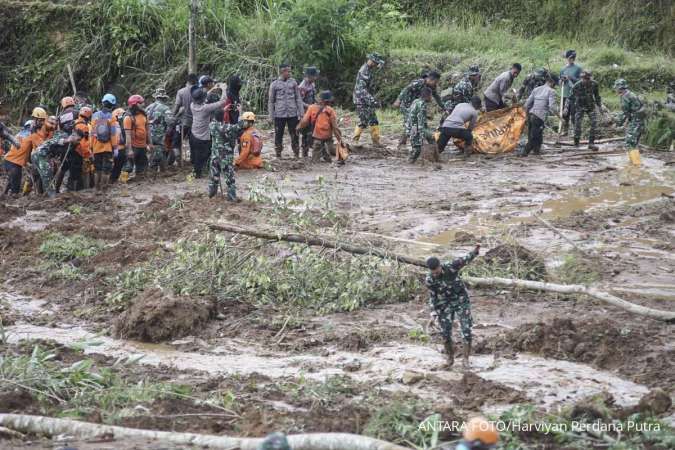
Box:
394, 71, 445, 146
571, 70, 601, 150
425, 244, 481, 369
91, 94, 120, 189
483, 63, 522, 112
190, 83, 228, 178
353, 53, 385, 145
173, 73, 198, 164
517, 67, 550, 102
298, 90, 342, 163
146, 88, 174, 173
268, 64, 304, 158
614, 78, 646, 151
443, 65, 482, 121
559, 50, 582, 134
299, 66, 320, 157
522, 74, 559, 157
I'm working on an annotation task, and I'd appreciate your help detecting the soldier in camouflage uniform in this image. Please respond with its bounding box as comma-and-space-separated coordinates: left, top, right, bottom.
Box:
208, 109, 247, 201
424, 244, 480, 369
518, 67, 550, 101
407, 88, 435, 163
146, 88, 173, 173
571, 70, 601, 150
31, 116, 82, 198
394, 71, 445, 145
352, 52, 384, 145
299, 66, 319, 156
614, 78, 646, 149
258, 432, 290, 450
559, 50, 582, 134
442, 65, 481, 122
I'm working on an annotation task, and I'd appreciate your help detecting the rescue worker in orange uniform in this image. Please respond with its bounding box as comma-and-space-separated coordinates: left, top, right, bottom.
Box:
2, 108, 52, 195
234, 112, 264, 170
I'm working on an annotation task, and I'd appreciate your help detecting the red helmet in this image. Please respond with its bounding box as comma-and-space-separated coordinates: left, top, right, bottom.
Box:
127, 95, 145, 107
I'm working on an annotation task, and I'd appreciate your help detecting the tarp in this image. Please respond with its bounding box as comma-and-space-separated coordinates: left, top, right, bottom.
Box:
472, 106, 527, 154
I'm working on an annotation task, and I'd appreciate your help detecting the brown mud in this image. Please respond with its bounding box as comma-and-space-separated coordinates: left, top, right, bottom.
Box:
113, 288, 215, 343
0, 124, 673, 448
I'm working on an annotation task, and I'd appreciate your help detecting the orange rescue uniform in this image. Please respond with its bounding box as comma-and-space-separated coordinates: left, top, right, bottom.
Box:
235, 128, 264, 169
123, 112, 149, 148
4, 128, 52, 167
299, 104, 338, 140
74, 119, 91, 158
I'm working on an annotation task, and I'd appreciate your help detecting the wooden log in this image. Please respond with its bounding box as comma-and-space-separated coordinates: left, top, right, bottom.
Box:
544, 137, 624, 146
0, 414, 410, 450
207, 222, 675, 322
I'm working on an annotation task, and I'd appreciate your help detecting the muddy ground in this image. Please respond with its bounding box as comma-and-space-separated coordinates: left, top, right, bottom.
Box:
0, 119, 674, 449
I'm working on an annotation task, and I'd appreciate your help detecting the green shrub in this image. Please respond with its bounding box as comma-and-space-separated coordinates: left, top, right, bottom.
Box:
39, 233, 103, 262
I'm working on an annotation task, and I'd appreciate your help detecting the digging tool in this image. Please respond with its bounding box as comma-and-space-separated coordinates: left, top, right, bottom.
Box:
557, 78, 565, 143
66, 64, 77, 96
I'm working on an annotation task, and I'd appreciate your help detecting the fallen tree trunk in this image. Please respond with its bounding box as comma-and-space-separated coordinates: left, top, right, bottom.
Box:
0, 414, 410, 450
544, 137, 624, 146
207, 222, 675, 322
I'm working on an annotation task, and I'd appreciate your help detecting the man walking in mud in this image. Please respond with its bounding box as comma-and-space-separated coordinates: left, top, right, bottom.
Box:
425, 244, 480, 369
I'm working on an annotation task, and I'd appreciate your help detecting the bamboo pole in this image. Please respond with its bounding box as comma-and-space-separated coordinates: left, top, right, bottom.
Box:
188, 0, 198, 75
0, 414, 410, 450
206, 222, 675, 322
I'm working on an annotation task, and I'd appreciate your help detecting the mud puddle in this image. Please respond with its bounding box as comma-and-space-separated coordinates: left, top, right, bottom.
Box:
424, 157, 673, 246
2, 210, 69, 231
6, 324, 649, 411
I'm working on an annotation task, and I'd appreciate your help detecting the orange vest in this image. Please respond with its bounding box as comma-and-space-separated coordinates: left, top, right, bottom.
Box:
4, 128, 51, 167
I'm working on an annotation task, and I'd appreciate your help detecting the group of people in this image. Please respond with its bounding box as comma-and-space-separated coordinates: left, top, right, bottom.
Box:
0, 49, 651, 200
353, 50, 647, 162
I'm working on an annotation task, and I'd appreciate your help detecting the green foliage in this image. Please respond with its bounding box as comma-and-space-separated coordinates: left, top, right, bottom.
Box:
0, 344, 189, 422
105, 267, 151, 310
554, 253, 601, 285
39, 233, 103, 262
644, 111, 675, 150
364, 400, 440, 449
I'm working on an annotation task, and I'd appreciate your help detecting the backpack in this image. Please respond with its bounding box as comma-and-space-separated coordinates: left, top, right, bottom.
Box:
94, 117, 112, 143
148, 103, 169, 145
250, 129, 264, 156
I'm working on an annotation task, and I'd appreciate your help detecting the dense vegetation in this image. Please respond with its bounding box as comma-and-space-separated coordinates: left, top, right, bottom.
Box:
1, 0, 673, 146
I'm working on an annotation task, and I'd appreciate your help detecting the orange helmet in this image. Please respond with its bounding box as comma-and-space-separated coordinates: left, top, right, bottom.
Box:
61, 96, 75, 108
79, 106, 93, 119
112, 108, 125, 119
464, 417, 499, 445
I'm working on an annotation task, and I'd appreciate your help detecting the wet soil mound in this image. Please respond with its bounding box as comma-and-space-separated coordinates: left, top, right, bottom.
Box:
114, 289, 214, 343
445, 372, 526, 410
483, 243, 547, 280
478, 318, 644, 369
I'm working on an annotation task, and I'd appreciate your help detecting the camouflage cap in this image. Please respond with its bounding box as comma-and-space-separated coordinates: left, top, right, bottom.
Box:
466, 64, 481, 76
613, 78, 628, 90
367, 52, 385, 65
153, 88, 169, 99
258, 432, 291, 450
581, 70, 592, 78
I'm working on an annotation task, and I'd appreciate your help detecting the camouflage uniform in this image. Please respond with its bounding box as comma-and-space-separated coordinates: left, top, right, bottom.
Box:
31, 131, 71, 197
352, 63, 379, 127
617, 90, 645, 147
146, 97, 173, 172
208, 121, 243, 199
299, 79, 317, 156
443, 77, 475, 116
407, 98, 434, 162
666, 81, 675, 112
560, 63, 582, 131
518, 68, 549, 101
424, 250, 478, 346
258, 432, 290, 450
572, 79, 601, 144
397, 79, 444, 135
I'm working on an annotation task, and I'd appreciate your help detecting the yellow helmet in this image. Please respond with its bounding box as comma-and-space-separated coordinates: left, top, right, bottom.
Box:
31, 107, 48, 119
464, 416, 499, 445
112, 108, 126, 120
241, 111, 256, 122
